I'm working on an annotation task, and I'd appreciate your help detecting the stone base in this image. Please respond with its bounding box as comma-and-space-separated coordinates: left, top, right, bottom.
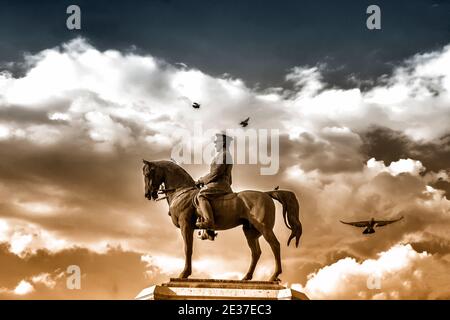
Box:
135, 278, 309, 300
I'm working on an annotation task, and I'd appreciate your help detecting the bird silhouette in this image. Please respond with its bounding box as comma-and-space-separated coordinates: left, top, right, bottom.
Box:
192, 102, 200, 109
240, 117, 250, 127
274, 186, 279, 190
340, 216, 404, 234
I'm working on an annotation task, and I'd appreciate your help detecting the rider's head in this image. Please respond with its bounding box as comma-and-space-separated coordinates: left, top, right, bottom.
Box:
214, 133, 233, 152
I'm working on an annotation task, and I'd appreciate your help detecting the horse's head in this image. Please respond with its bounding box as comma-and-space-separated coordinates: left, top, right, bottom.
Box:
142, 160, 164, 200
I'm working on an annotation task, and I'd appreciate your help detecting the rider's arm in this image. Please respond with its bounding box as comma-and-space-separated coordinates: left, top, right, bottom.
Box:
199, 162, 227, 185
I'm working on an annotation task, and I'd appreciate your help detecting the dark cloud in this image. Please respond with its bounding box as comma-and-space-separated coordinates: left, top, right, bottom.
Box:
361, 126, 450, 195
0, 135, 174, 247
0, 105, 54, 124
410, 232, 450, 255
0, 242, 163, 299
294, 131, 365, 174
362, 126, 450, 171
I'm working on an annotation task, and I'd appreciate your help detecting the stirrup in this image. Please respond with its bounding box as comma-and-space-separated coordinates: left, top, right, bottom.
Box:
197, 229, 218, 241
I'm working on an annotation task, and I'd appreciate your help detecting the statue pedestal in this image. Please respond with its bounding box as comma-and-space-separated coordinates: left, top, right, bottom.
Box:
135, 278, 309, 300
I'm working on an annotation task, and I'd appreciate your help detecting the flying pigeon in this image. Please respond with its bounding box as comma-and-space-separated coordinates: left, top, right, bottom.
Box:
340, 216, 404, 234
192, 102, 200, 109
240, 117, 250, 127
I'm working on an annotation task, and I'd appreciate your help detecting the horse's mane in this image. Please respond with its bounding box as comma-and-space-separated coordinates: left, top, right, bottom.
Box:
154, 160, 195, 185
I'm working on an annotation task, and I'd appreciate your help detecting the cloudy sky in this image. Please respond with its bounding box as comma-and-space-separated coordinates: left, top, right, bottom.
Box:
0, 0, 449, 299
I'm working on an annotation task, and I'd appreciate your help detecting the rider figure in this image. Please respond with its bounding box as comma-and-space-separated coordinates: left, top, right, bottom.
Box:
195, 133, 233, 230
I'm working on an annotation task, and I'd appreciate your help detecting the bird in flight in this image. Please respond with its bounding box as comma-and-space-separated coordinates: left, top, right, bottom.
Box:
340, 216, 404, 234
192, 102, 201, 109
240, 117, 250, 127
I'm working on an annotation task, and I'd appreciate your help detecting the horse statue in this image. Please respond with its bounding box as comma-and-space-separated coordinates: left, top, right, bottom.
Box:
142, 159, 302, 282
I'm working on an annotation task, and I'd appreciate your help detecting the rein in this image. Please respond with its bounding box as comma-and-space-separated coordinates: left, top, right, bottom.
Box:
157, 188, 176, 194
155, 186, 197, 202
155, 188, 175, 201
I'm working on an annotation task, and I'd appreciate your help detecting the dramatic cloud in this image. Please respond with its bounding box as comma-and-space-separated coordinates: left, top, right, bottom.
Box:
294, 244, 450, 300
0, 38, 449, 299
0, 242, 157, 299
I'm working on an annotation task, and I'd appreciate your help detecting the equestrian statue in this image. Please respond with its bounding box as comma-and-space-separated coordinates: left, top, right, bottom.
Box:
142, 133, 302, 281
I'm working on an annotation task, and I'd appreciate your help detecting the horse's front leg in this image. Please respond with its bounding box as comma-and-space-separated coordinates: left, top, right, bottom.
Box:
178, 221, 194, 278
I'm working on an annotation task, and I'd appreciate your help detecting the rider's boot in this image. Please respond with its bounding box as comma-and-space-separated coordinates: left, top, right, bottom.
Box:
196, 197, 215, 229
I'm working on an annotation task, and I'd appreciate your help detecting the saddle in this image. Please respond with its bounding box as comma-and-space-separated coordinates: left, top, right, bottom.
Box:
193, 192, 238, 209
193, 192, 238, 241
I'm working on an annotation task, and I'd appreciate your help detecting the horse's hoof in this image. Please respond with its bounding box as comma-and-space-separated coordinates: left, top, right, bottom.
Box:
269, 276, 281, 282
178, 271, 191, 279
242, 275, 252, 281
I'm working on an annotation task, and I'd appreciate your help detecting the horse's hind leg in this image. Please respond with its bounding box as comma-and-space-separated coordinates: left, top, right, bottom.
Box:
261, 229, 282, 282
242, 224, 261, 281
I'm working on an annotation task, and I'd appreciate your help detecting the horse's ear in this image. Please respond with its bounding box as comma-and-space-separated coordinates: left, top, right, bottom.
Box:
143, 159, 150, 165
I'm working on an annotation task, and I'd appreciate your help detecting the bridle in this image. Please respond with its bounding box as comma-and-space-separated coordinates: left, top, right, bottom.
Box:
155, 186, 200, 202
143, 161, 199, 202
155, 187, 176, 201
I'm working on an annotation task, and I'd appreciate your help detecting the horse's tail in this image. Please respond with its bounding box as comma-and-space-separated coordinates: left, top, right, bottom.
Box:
266, 190, 302, 247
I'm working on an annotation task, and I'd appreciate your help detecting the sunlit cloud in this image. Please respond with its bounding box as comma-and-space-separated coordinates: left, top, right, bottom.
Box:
294, 243, 450, 300
13, 280, 34, 295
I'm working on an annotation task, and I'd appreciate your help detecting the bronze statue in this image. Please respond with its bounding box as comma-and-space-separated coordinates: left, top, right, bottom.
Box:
142, 155, 302, 282
340, 216, 404, 234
